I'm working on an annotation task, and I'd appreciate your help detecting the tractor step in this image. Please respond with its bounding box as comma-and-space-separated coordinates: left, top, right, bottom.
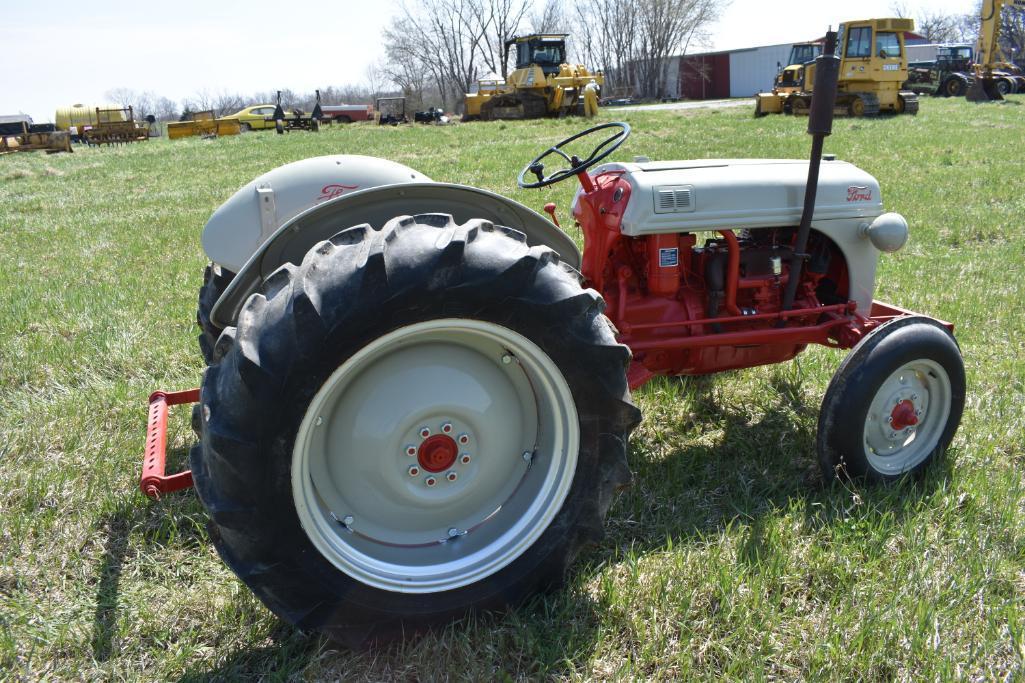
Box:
141, 388, 199, 499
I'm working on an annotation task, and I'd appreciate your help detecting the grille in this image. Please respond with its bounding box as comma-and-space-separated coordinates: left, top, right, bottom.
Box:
654, 185, 694, 213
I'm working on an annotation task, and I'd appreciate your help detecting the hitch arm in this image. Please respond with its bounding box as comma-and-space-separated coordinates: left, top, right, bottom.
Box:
140, 389, 199, 499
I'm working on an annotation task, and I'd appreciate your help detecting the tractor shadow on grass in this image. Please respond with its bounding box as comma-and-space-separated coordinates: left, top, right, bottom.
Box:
166, 369, 955, 679
600, 368, 954, 558
91, 445, 209, 663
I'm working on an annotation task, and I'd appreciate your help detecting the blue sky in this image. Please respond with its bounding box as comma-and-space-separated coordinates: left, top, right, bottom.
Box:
1, 0, 978, 121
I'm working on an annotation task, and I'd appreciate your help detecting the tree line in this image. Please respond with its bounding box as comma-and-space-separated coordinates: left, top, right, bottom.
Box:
105, 1, 1025, 121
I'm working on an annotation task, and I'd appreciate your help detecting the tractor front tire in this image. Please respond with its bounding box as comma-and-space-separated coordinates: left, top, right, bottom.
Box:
817, 316, 965, 482
196, 263, 235, 364
191, 214, 640, 645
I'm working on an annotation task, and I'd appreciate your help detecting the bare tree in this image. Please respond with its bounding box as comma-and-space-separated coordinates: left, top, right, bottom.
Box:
154, 97, 178, 121
383, 19, 432, 108
472, 0, 531, 78
212, 90, 245, 116
530, 0, 564, 34
1000, 5, 1025, 66
387, 0, 492, 111
632, 0, 719, 99
104, 87, 137, 109
914, 10, 962, 43
576, 0, 640, 94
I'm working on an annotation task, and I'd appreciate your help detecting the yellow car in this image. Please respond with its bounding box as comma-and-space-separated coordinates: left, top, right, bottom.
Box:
222, 105, 293, 131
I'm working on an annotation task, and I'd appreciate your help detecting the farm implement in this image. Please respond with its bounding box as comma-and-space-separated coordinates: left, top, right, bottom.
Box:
143, 32, 964, 645
81, 107, 150, 146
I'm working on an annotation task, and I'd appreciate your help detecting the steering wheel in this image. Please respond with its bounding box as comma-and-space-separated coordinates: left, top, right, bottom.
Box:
517, 122, 631, 189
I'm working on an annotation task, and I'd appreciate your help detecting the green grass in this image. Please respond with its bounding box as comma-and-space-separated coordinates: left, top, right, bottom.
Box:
1, 99, 1024, 680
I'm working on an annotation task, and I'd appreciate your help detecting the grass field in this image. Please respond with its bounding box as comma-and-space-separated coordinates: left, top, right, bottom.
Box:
1, 98, 1024, 680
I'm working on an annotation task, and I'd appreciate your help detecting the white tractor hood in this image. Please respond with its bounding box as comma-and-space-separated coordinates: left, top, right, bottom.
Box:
588, 158, 884, 236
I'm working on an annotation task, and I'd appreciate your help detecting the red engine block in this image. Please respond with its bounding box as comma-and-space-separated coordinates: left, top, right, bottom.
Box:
573, 171, 858, 389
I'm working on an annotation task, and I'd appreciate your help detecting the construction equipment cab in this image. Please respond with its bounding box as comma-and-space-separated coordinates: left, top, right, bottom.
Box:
755, 18, 919, 117
511, 34, 568, 76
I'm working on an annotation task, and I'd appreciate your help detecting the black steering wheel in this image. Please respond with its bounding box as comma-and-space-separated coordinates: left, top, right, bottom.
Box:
517, 122, 631, 189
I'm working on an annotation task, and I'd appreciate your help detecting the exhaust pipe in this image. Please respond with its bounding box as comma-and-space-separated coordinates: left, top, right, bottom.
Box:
780, 29, 841, 317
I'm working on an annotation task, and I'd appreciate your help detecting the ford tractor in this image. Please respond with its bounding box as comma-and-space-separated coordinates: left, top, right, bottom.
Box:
142, 33, 964, 645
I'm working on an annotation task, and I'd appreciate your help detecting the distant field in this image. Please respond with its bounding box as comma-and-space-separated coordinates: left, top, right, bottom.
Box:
2, 98, 1024, 680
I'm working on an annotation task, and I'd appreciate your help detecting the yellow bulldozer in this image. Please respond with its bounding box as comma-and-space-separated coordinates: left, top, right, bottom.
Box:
463, 34, 602, 121
755, 18, 919, 117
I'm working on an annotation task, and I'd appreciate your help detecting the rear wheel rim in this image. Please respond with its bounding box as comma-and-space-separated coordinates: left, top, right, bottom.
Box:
291, 319, 580, 593
862, 359, 952, 475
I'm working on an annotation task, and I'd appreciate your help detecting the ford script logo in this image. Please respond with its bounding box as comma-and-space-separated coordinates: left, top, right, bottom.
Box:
847, 186, 872, 202
318, 183, 359, 202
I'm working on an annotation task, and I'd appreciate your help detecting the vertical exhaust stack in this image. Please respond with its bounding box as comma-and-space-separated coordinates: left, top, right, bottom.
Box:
780, 30, 841, 316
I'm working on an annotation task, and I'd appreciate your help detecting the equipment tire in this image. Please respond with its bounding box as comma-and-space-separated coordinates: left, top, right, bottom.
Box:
196, 263, 235, 364
996, 79, 1011, 96
239, 122, 251, 132
942, 76, 966, 97
192, 213, 640, 645
817, 316, 965, 483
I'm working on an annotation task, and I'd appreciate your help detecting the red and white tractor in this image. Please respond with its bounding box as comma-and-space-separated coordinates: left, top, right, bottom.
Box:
143, 35, 964, 645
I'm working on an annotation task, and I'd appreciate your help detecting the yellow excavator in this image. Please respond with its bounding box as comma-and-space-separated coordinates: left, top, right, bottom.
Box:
967, 0, 1025, 101
463, 34, 602, 121
755, 18, 919, 117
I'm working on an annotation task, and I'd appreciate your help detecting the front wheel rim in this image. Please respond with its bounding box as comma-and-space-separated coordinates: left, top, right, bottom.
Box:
862, 359, 953, 475
291, 319, 580, 593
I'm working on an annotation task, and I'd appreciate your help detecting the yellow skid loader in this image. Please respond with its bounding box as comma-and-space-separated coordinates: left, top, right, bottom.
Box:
755, 18, 919, 117
464, 34, 602, 121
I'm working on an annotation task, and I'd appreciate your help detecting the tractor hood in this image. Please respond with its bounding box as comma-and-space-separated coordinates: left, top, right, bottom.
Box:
588, 158, 884, 236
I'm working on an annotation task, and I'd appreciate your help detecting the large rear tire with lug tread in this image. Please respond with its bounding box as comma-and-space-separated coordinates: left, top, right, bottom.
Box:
817, 316, 965, 482
196, 263, 235, 364
191, 213, 641, 645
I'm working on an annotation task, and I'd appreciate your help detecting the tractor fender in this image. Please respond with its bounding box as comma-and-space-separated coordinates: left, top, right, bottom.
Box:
209, 182, 582, 329
202, 154, 433, 273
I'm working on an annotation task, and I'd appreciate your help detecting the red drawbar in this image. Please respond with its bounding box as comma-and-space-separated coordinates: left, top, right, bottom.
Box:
141, 389, 200, 499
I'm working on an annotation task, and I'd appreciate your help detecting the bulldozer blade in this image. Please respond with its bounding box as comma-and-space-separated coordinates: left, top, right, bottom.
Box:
966, 78, 1004, 102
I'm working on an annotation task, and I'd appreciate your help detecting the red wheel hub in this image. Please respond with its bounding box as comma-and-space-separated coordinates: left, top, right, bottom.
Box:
417, 434, 458, 473
890, 400, 919, 431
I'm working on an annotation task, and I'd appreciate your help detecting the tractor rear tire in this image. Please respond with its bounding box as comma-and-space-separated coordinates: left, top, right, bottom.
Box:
196, 263, 236, 364
817, 316, 965, 483
191, 214, 640, 646
942, 76, 967, 97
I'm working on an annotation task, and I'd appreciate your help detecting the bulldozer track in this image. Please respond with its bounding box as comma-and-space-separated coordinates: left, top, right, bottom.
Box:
898, 91, 919, 115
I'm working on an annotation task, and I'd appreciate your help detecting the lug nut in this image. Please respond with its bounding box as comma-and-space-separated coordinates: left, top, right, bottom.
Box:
419, 427, 431, 438
915, 409, 923, 417
447, 471, 458, 482
343, 515, 354, 526
458, 433, 470, 445
425, 476, 437, 487
405, 445, 417, 456
886, 416, 893, 424
408, 465, 420, 477
460, 453, 472, 464
441, 422, 453, 433
890, 432, 899, 439
501, 354, 513, 364
911, 393, 919, 401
